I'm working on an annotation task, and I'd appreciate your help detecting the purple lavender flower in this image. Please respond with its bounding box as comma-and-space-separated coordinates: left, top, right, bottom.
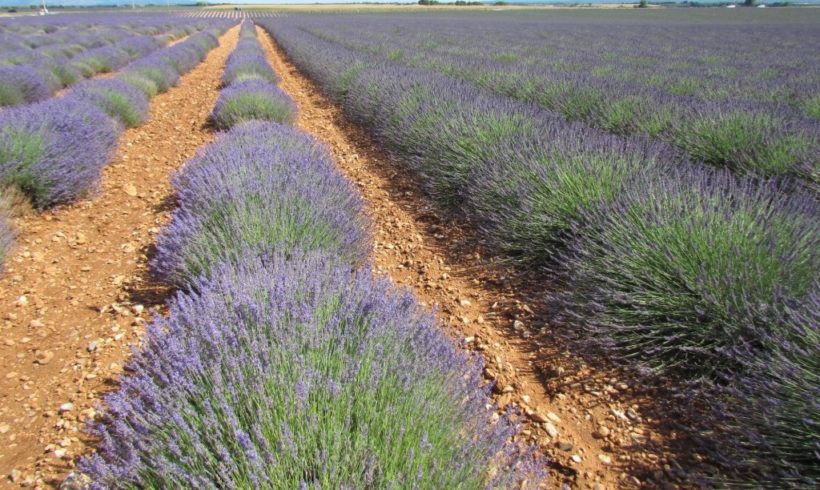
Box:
66, 78, 149, 130
0, 66, 51, 107
151, 122, 369, 286
82, 250, 544, 488
211, 79, 297, 129
0, 97, 117, 208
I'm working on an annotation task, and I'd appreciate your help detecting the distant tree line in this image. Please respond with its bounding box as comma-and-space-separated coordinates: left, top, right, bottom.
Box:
418, 0, 503, 5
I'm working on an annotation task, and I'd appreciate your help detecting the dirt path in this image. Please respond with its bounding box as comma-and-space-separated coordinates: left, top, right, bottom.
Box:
0, 24, 240, 489
257, 26, 692, 490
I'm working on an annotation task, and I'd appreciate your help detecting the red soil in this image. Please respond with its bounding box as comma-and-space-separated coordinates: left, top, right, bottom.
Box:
0, 24, 241, 489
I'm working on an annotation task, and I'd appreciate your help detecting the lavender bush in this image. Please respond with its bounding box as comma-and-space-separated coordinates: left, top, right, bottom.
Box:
285, 13, 820, 183
713, 324, 819, 485
553, 166, 818, 482
152, 122, 369, 287
67, 79, 149, 129
0, 98, 117, 208
69, 45, 131, 77
118, 59, 179, 94
0, 66, 51, 107
211, 79, 296, 129
221, 20, 278, 86
82, 251, 541, 489
118, 31, 222, 95
555, 165, 818, 378
673, 109, 817, 183
259, 17, 820, 483
0, 16, 224, 105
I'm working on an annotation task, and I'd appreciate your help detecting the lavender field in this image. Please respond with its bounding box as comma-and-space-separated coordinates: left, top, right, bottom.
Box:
259, 9, 819, 487
0, 7, 817, 490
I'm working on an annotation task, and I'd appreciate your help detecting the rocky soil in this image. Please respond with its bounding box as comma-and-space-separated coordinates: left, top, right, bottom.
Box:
0, 25, 241, 489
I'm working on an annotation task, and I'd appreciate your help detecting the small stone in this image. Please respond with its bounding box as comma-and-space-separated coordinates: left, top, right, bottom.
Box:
571, 454, 582, 463
59, 403, 74, 413
459, 298, 471, 306
596, 425, 611, 438
0, 424, 9, 434
53, 448, 67, 459
557, 441, 573, 452
60, 472, 92, 490
15, 295, 28, 307
598, 454, 613, 465
86, 342, 97, 353
123, 184, 138, 197
8, 469, 21, 482
530, 412, 548, 423
611, 408, 629, 421
29, 319, 45, 328
545, 422, 559, 438
593, 484, 604, 490
35, 351, 54, 365
626, 408, 639, 420
513, 320, 524, 331
546, 412, 561, 423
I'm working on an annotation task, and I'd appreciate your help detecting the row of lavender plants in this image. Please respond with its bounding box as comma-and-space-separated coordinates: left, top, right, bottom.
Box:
79, 37, 542, 485
210, 20, 295, 129
0, 21, 234, 269
258, 19, 819, 486
293, 14, 819, 185
0, 15, 209, 108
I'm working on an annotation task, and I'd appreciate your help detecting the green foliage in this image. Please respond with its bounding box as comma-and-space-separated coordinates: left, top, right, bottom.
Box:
564, 172, 818, 378
0, 85, 25, 108
214, 94, 296, 130
0, 129, 48, 202
117, 73, 159, 98
802, 94, 820, 120
674, 111, 816, 180
96, 90, 146, 129
129, 67, 173, 93
50, 65, 79, 88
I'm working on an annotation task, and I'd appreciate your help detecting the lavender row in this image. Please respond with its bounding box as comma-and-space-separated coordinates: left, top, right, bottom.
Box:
211, 20, 295, 130
294, 14, 819, 184
0, 16, 211, 107
258, 20, 819, 485
0, 24, 232, 211
82, 119, 543, 487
